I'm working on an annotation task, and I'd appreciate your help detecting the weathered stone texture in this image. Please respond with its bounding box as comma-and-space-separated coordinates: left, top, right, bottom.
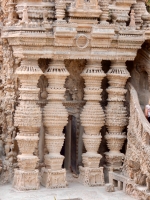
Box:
0, 0, 150, 198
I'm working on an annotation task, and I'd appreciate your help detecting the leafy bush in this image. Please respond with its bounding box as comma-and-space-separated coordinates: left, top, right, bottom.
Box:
146, 0, 150, 6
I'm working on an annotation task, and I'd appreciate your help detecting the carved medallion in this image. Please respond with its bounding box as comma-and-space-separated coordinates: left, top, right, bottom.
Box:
76, 34, 89, 49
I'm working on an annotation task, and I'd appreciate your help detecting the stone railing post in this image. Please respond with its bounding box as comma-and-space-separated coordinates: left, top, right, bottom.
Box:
105, 60, 130, 170
79, 60, 105, 186
41, 60, 69, 188
13, 59, 43, 190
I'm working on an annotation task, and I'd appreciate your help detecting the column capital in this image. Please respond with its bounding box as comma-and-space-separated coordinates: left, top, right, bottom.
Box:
15, 58, 43, 101
44, 59, 69, 81
111, 60, 127, 68
81, 60, 105, 101
15, 58, 43, 76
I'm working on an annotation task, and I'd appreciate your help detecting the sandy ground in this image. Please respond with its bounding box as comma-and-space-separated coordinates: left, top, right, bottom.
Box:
0, 174, 136, 200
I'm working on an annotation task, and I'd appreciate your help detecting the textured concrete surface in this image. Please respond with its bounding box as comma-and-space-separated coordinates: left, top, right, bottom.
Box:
0, 174, 135, 200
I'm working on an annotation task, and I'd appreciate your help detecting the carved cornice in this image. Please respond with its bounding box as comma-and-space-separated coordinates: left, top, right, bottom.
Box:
1, 21, 145, 60
8, 46, 141, 61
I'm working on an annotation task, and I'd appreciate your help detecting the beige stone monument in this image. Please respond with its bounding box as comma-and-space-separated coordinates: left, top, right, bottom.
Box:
0, 0, 150, 199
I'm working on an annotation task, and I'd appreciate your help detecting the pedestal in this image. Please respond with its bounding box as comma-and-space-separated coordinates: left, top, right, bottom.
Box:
79, 166, 104, 186
13, 169, 39, 190
41, 168, 67, 188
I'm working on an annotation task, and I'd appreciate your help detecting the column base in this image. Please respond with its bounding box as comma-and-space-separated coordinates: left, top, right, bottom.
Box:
79, 166, 105, 186
41, 168, 67, 188
104, 152, 125, 170
82, 153, 102, 168
13, 169, 39, 191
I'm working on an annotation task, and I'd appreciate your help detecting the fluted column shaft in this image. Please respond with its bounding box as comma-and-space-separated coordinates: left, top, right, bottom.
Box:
105, 60, 130, 170
13, 59, 43, 190
79, 60, 105, 186
41, 60, 69, 188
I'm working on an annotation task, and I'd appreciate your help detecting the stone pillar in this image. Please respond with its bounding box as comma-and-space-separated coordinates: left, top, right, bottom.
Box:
99, 0, 109, 24
79, 60, 105, 186
41, 60, 69, 188
105, 60, 130, 170
132, 0, 148, 29
13, 59, 43, 190
55, 0, 66, 21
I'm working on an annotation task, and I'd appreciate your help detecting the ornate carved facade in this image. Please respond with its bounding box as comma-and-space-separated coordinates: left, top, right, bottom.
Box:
0, 0, 150, 198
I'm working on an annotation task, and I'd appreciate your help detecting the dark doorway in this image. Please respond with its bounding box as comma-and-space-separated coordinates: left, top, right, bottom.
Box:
61, 115, 78, 174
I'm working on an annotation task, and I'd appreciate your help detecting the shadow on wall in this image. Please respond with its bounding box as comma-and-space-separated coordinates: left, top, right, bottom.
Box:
127, 61, 150, 112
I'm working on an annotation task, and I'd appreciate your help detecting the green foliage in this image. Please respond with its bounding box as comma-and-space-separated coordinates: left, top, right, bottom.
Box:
146, 0, 150, 6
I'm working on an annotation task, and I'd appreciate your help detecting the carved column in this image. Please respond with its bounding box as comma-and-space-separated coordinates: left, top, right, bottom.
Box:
55, 0, 66, 21
99, 0, 109, 24
41, 60, 69, 188
132, 0, 147, 29
13, 59, 43, 190
105, 60, 130, 170
79, 60, 105, 186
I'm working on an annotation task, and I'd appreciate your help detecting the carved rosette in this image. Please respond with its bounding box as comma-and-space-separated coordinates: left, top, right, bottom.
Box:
41, 60, 69, 188
105, 61, 130, 170
13, 59, 43, 190
79, 60, 105, 186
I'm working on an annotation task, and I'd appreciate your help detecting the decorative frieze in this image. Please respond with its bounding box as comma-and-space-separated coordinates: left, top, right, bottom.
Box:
16, 3, 55, 21
109, 0, 136, 26
68, 0, 102, 26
